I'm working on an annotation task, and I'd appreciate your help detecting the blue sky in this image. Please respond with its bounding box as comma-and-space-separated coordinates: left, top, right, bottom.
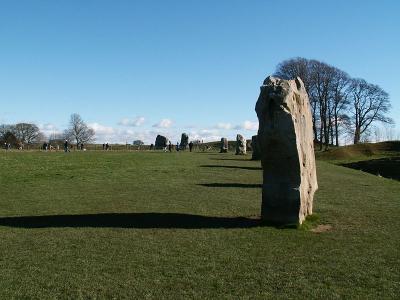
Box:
1, 0, 399, 143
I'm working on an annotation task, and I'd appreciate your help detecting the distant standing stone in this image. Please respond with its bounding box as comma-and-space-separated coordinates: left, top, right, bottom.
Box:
255, 76, 318, 225
220, 138, 228, 153
155, 135, 169, 150
251, 135, 261, 160
235, 134, 246, 155
180, 133, 189, 150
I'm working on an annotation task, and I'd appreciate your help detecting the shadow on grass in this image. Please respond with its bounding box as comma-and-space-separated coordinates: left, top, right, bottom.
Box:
0, 213, 264, 229
340, 156, 400, 181
200, 165, 262, 171
208, 158, 251, 161
198, 183, 262, 188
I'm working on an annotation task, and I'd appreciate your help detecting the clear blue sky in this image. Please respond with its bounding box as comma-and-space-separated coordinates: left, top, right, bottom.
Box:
1, 0, 399, 143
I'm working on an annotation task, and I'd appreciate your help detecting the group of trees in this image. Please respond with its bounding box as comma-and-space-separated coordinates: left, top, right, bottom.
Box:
0, 113, 95, 148
274, 57, 393, 149
0, 123, 44, 147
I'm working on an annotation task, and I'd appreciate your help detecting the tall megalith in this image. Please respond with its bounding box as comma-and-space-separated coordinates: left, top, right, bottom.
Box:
251, 135, 261, 160
235, 134, 246, 155
180, 133, 189, 150
220, 138, 228, 153
255, 76, 318, 225
155, 135, 169, 150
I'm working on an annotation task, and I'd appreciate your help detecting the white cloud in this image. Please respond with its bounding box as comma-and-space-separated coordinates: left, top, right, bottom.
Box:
214, 122, 232, 130
89, 123, 115, 135
153, 119, 173, 128
88, 123, 116, 143
38, 123, 62, 137
189, 130, 221, 143
86, 123, 166, 144
234, 121, 258, 131
119, 116, 145, 127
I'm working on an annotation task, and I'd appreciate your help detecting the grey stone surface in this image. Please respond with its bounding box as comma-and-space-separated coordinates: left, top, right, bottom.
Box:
220, 138, 228, 153
251, 135, 261, 160
255, 76, 318, 225
235, 134, 246, 155
155, 135, 169, 150
180, 133, 189, 150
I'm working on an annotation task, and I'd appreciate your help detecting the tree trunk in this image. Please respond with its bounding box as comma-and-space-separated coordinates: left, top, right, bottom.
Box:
334, 110, 339, 146
319, 122, 323, 151
312, 104, 318, 142
354, 127, 361, 144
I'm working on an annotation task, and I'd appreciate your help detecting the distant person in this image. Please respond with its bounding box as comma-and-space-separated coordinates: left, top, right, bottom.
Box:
150, 143, 154, 150
64, 140, 68, 152
81, 143, 84, 150
106, 143, 109, 151
176, 142, 180, 152
189, 141, 193, 152
168, 141, 172, 152
102, 143, 105, 150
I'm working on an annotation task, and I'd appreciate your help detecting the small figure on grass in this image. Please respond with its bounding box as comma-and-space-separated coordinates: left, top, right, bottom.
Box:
64, 140, 69, 152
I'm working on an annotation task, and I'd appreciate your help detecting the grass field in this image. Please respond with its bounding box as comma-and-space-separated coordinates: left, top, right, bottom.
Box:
0, 149, 399, 299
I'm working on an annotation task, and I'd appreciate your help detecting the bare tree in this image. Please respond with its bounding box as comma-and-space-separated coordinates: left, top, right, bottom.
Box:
64, 113, 95, 147
274, 57, 319, 140
0, 124, 14, 139
329, 68, 351, 146
14, 123, 42, 145
349, 79, 392, 144
275, 57, 394, 146
309, 60, 336, 150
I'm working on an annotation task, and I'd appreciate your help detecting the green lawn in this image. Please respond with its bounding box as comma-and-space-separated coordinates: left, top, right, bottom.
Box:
0, 150, 399, 299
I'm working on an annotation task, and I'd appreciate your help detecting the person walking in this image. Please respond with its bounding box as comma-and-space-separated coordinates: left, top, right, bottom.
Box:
189, 141, 193, 152
64, 140, 69, 152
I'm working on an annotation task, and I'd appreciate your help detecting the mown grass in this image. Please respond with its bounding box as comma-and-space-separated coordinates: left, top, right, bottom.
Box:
0, 150, 399, 299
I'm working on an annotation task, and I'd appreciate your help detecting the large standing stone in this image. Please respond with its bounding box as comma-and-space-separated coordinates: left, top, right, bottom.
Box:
220, 138, 228, 153
255, 76, 318, 225
235, 134, 246, 155
180, 133, 189, 150
251, 135, 261, 160
155, 135, 169, 150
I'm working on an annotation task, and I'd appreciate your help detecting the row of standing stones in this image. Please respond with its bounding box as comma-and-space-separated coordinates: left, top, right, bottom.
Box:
154, 76, 318, 225
219, 135, 248, 156
154, 133, 190, 150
